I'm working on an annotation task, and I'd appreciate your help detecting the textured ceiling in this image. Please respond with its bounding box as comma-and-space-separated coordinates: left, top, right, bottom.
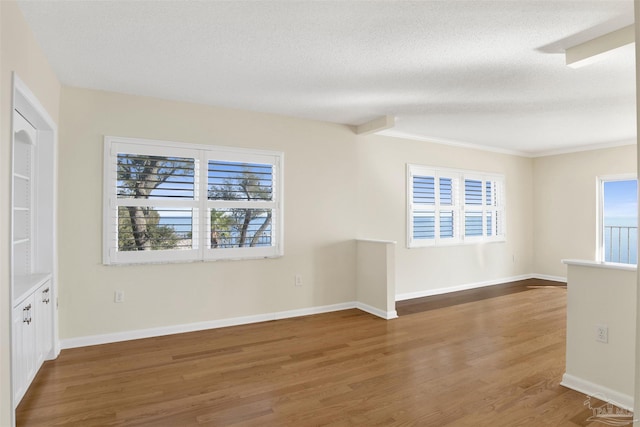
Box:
17, 0, 637, 156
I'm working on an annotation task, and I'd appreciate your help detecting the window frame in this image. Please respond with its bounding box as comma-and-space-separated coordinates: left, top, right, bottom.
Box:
407, 164, 505, 248
597, 174, 637, 265
103, 136, 284, 265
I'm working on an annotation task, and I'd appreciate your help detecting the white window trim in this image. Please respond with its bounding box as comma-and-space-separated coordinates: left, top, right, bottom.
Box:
407, 164, 505, 248
596, 173, 636, 264
103, 136, 284, 265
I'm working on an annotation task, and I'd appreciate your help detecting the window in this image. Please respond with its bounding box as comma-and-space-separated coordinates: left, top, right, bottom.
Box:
104, 136, 283, 264
599, 176, 637, 264
407, 164, 505, 248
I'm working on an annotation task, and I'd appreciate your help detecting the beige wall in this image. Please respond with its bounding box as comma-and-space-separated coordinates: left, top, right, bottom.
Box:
533, 145, 637, 279
356, 240, 396, 318
563, 262, 636, 407
58, 87, 359, 340
3, 1, 638, 420
58, 86, 542, 339
1, 1, 61, 424
356, 134, 534, 296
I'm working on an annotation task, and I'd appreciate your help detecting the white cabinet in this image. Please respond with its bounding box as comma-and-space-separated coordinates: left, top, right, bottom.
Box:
36, 284, 53, 367
11, 77, 59, 412
12, 293, 37, 405
12, 280, 53, 406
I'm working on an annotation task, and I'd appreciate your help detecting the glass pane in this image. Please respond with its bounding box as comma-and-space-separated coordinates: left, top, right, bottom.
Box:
210, 208, 273, 248
465, 179, 483, 205
485, 181, 493, 206
413, 213, 435, 239
486, 212, 493, 236
117, 154, 195, 199
465, 211, 483, 237
208, 161, 273, 201
413, 176, 435, 205
118, 207, 192, 251
603, 180, 638, 264
440, 177, 453, 206
440, 210, 454, 238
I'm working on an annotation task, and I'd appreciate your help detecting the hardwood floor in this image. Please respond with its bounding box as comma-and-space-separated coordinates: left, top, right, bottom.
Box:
17, 279, 623, 426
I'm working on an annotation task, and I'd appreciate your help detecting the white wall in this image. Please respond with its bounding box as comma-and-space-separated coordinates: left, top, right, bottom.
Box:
533, 145, 637, 279
356, 134, 534, 296
58, 87, 359, 340
1, 1, 61, 424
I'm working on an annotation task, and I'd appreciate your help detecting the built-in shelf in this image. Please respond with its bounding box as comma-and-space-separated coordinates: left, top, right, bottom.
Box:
11, 74, 59, 411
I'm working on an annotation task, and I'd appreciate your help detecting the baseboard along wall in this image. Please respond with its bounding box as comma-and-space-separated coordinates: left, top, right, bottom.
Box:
561, 373, 634, 412
395, 273, 566, 301
61, 273, 563, 350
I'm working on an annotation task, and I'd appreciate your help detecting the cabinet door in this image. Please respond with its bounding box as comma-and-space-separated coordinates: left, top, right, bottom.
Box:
12, 295, 36, 406
36, 282, 53, 366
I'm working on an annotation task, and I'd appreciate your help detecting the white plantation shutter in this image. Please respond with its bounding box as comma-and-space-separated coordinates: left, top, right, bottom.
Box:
205, 153, 282, 260
463, 175, 505, 242
437, 175, 460, 242
410, 170, 436, 245
104, 137, 283, 265
408, 164, 505, 248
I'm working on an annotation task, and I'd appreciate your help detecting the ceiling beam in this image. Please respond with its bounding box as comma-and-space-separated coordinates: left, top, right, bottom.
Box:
566, 24, 635, 68
354, 115, 395, 135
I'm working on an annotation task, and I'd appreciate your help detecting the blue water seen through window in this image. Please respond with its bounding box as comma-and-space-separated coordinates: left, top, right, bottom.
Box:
603, 179, 638, 264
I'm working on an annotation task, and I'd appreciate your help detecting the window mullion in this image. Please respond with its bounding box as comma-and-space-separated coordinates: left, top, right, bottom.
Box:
207, 200, 277, 209
197, 152, 207, 258
115, 198, 197, 208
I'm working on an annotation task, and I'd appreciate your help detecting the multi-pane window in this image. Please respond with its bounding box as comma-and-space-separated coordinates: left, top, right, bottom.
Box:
408, 165, 505, 248
104, 137, 283, 265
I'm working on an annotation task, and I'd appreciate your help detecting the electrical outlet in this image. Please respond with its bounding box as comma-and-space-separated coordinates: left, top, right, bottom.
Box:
294, 274, 303, 287
114, 290, 125, 303
596, 324, 608, 343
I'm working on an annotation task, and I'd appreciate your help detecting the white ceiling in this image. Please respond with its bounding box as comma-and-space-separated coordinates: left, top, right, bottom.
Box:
17, 0, 637, 156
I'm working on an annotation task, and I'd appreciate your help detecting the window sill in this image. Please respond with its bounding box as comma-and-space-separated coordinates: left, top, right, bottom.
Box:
408, 238, 506, 249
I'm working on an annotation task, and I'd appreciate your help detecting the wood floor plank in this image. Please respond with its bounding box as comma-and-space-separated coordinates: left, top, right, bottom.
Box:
16, 279, 629, 426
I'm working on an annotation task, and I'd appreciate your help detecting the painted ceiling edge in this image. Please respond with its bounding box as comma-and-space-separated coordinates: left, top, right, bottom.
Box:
377, 130, 636, 159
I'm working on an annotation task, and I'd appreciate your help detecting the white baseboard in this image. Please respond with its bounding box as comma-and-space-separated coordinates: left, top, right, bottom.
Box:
356, 302, 398, 320
395, 273, 567, 301
60, 273, 567, 349
62, 302, 358, 349
561, 373, 634, 411
533, 273, 567, 283
60, 301, 400, 349
395, 274, 535, 301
